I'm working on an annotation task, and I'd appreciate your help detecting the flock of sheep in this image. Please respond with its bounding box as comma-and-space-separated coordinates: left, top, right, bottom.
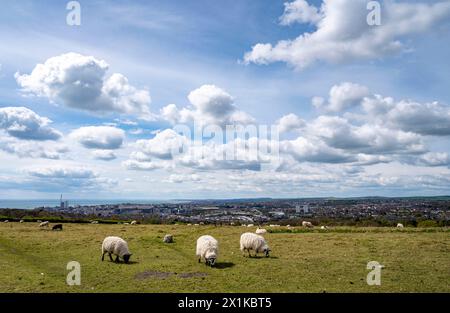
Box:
3, 219, 407, 266
101, 230, 272, 266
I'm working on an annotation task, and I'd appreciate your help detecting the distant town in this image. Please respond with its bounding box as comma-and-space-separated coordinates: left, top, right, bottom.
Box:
2, 196, 448, 227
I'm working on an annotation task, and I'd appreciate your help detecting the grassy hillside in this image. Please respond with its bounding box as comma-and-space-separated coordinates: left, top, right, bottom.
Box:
0, 223, 448, 293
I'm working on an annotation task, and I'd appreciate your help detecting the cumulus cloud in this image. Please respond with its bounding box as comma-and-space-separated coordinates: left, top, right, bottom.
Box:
280, 0, 322, 25
0, 134, 68, 159
28, 166, 96, 179
276, 113, 306, 133
0, 107, 61, 141
417, 152, 450, 167
323, 82, 370, 112
244, 0, 450, 69
70, 126, 125, 150
15, 53, 152, 119
132, 129, 189, 160
92, 150, 117, 161
160, 85, 255, 126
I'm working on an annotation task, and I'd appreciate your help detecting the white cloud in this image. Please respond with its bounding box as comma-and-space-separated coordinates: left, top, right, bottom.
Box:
132, 128, 188, 160
28, 166, 96, 179
15, 53, 152, 119
279, 0, 323, 25
325, 82, 370, 112
418, 152, 450, 167
276, 113, 306, 133
92, 150, 117, 161
70, 126, 125, 150
0, 134, 68, 159
160, 85, 255, 126
0, 107, 61, 141
244, 0, 450, 69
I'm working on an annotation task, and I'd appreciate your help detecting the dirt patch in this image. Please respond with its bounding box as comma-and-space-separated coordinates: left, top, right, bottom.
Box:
135, 270, 208, 280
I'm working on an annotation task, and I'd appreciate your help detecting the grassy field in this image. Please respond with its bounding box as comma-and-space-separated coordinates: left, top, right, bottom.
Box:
0, 223, 448, 293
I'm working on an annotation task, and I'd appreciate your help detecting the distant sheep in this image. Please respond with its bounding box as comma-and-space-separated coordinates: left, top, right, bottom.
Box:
240, 232, 271, 258
91, 221, 99, 224
302, 221, 313, 228
320, 226, 329, 230
269, 224, 280, 227
4, 220, 9, 223
255, 228, 267, 235
101, 236, 132, 263
397, 223, 404, 228
130, 221, 137, 225
163, 234, 174, 243
52, 224, 63, 231
39, 221, 49, 227
247, 224, 254, 227
19, 220, 24, 223
196, 235, 219, 267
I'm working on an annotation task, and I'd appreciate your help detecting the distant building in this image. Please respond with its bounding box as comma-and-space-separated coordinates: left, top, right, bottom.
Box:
60, 194, 69, 209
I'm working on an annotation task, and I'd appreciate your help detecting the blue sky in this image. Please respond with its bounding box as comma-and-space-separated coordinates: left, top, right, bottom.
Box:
1, 0, 450, 199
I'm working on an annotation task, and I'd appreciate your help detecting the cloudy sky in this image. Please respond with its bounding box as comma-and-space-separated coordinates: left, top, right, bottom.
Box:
0, 0, 450, 199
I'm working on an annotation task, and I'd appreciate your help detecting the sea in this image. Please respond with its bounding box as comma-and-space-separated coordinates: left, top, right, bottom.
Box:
0, 199, 169, 210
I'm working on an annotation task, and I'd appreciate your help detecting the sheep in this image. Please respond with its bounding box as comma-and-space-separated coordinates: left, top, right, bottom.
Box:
39, 221, 49, 227
240, 232, 271, 258
269, 224, 280, 227
52, 224, 63, 231
4, 220, 9, 223
247, 224, 255, 227
130, 220, 137, 225
397, 223, 404, 228
320, 226, 329, 230
101, 236, 132, 264
255, 228, 267, 235
163, 234, 174, 243
196, 235, 218, 267
91, 221, 99, 224
19, 220, 24, 223
302, 221, 313, 228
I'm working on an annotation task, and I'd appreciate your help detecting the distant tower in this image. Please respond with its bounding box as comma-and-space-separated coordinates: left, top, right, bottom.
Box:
60, 194, 65, 209
303, 204, 310, 214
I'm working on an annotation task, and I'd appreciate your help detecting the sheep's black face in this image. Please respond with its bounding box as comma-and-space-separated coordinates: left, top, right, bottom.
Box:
207, 258, 216, 267
264, 249, 271, 258
123, 254, 132, 264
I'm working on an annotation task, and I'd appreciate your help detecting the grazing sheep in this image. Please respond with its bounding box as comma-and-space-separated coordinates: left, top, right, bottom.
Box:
39, 221, 49, 227
52, 224, 63, 231
269, 224, 280, 227
196, 235, 218, 267
397, 223, 404, 228
91, 221, 99, 224
247, 224, 255, 227
320, 226, 329, 230
19, 220, 24, 223
101, 236, 132, 264
124, 223, 129, 225
240, 232, 271, 258
187, 223, 192, 226
163, 234, 174, 243
130, 221, 137, 225
302, 221, 313, 228
4, 220, 9, 223
255, 228, 267, 235
194, 224, 200, 226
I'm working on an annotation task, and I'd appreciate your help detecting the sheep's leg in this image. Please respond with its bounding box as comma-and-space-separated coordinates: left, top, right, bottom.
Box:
248, 249, 251, 258
115, 255, 120, 263
198, 257, 201, 263
101, 252, 105, 261
108, 253, 113, 262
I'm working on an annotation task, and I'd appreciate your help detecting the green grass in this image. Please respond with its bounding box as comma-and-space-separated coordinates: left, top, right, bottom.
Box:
0, 223, 448, 293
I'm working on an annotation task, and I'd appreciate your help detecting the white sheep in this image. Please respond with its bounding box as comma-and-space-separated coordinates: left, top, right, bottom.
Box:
302, 221, 313, 228
39, 221, 49, 227
247, 224, 254, 227
4, 220, 9, 223
255, 228, 267, 235
91, 221, 99, 224
269, 224, 280, 227
397, 223, 404, 228
240, 232, 271, 258
130, 220, 137, 225
196, 235, 219, 266
320, 226, 329, 230
163, 234, 174, 243
101, 236, 132, 263
19, 220, 24, 223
